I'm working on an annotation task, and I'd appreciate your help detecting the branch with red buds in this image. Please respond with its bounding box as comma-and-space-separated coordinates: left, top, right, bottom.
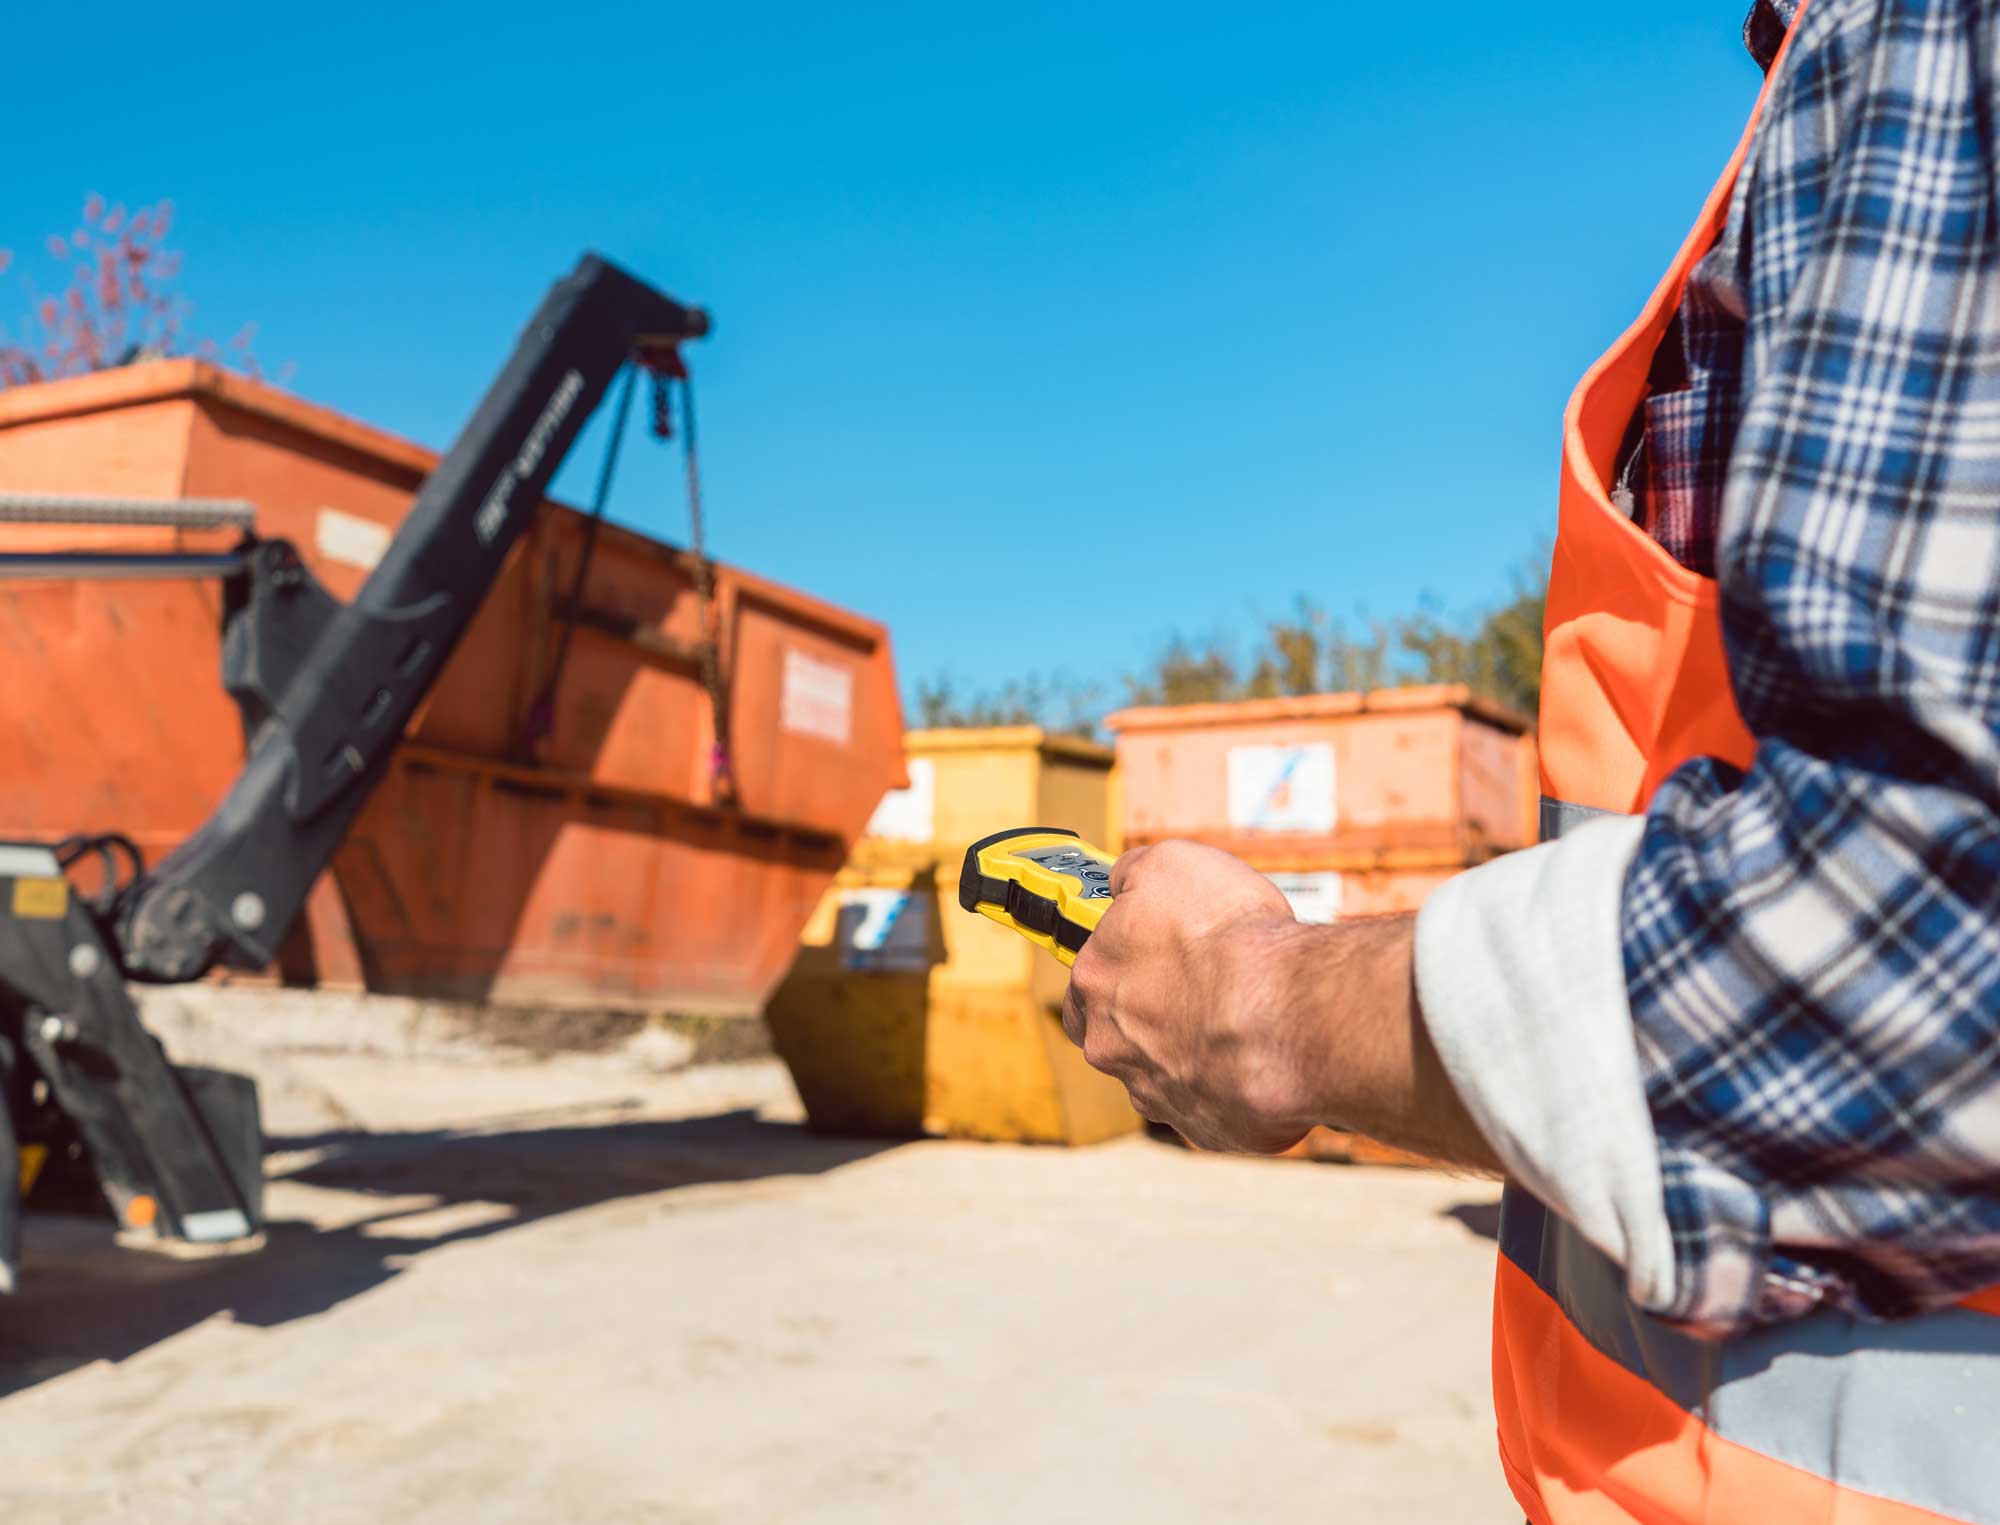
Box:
0, 194, 291, 390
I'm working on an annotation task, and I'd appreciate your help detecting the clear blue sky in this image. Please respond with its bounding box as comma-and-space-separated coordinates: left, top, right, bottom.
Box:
5, 1, 1763, 706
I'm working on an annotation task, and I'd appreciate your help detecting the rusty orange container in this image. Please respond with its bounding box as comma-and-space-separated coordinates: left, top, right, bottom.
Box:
1106, 683, 1536, 916
0, 361, 905, 1013
1106, 684, 1537, 1166
1109, 684, 1536, 857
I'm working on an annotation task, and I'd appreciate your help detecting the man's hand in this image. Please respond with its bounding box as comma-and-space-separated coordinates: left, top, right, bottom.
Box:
1061, 840, 1502, 1171
1060, 840, 1325, 1153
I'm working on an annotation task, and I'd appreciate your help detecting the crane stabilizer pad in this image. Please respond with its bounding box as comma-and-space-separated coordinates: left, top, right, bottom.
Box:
957, 827, 1117, 969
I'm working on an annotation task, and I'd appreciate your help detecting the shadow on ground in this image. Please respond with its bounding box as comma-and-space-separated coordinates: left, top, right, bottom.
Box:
1444, 1199, 1502, 1241
0, 1106, 897, 1398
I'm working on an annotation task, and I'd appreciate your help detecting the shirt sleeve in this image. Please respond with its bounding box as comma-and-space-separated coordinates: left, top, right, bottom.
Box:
1426, 0, 2000, 1337
1415, 817, 1679, 1312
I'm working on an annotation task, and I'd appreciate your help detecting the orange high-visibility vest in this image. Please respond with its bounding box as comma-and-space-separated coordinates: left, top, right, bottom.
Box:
1512, 6, 2000, 1522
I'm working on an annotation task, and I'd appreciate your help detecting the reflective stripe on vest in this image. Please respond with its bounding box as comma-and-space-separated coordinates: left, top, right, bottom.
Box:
1506, 0, 2000, 1518
1536, 795, 1615, 842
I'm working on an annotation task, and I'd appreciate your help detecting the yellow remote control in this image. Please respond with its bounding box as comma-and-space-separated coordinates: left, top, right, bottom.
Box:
957, 827, 1116, 968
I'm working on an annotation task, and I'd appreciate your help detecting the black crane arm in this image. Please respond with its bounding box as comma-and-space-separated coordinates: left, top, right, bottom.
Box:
0, 255, 705, 1273
120, 254, 707, 982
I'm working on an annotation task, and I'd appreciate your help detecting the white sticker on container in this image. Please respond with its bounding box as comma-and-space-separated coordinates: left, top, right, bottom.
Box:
1226, 743, 1335, 834
837, 888, 934, 973
1266, 871, 1342, 925
782, 649, 854, 746
865, 756, 935, 842
315, 506, 392, 572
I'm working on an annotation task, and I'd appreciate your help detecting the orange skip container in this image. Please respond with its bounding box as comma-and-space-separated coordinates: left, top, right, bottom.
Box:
0, 361, 905, 1013
1106, 684, 1536, 907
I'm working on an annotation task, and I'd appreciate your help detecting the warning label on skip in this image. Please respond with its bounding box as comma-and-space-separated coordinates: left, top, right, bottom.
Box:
1226, 743, 1335, 834
837, 888, 935, 973
782, 649, 854, 746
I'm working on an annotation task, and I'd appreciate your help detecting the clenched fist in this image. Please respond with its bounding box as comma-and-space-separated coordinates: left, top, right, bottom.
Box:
1061, 840, 1323, 1153
1060, 839, 1500, 1170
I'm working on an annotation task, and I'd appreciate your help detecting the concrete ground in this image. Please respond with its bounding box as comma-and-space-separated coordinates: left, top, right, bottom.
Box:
0, 989, 1516, 1523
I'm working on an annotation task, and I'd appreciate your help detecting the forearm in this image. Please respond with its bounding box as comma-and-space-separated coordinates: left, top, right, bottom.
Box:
1245, 914, 1502, 1173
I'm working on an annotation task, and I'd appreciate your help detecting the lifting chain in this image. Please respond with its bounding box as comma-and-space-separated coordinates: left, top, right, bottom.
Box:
652, 365, 738, 808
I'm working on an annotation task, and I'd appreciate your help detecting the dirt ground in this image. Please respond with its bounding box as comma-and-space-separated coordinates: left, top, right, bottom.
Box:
0, 989, 1517, 1523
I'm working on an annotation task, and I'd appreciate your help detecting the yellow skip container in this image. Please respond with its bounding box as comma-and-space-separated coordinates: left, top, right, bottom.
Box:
763, 727, 1140, 1145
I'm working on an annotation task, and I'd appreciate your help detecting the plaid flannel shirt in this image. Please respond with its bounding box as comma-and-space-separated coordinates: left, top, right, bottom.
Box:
1621, 0, 2000, 1332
